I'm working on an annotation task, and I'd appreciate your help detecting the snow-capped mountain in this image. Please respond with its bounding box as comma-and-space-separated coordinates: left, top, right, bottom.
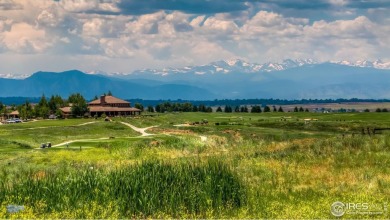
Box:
130, 59, 319, 76
125, 58, 390, 77
2, 58, 390, 80
0, 73, 30, 79
330, 59, 390, 69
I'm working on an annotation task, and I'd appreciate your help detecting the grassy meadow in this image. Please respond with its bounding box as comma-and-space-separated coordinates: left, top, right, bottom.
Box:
0, 112, 390, 218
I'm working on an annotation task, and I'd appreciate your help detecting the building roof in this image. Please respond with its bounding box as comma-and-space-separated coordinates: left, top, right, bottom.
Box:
60, 107, 72, 113
89, 95, 130, 105
89, 106, 141, 112
9, 110, 19, 115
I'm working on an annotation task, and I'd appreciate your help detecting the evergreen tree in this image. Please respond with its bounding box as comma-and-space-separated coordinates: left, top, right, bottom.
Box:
155, 104, 161, 113
206, 107, 213, 112
299, 106, 304, 112
251, 106, 262, 113
264, 106, 271, 112
278, 106, 284, 112
134, 103, 144, 111
147, 106, 154, 112
273, 105, 277, 112
382, 108, 388, 112
107, 91, 113, 96
199, 104, 207, 112
294, 106, 299, 112
363, 109, 370, 112
216, 106, 222, 112
192, 105, 199, 112
224, 105, 232, 113
48, 95, 65, 113
305, 108, 309, 112
68, 93, 89, 117
36, 94, 50, 118
376, 108, 382, 112
234, 106, 240, 112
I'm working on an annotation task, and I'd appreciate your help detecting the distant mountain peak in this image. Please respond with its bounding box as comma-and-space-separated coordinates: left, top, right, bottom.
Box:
2, 58, 390, 80
330, 59, 390, 69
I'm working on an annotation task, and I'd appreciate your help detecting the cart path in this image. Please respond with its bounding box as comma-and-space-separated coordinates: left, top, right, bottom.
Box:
120, 122, 158, 136
35, 122, 158, 149
52, 137, 110, 147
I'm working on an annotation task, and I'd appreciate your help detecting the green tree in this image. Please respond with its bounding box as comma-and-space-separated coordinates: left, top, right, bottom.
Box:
294, 106, 299, 112
199, 104, 207, 112
305, 108, 309, 112
234, 106, 240, 112
363, 109, 370, 112
147, 106, 155, 113
206, 107, 213, 113
376, 108, 382, 112
382, 108, 388, 112
134, 103, 144, 111
278, 106, 284, 112
240, 106, 248, 113
299, 107, 304, 112
224, 105, 232, 113
216, 106, 222, 112
263, 106, 271, 112
68, 93, 89, 117
35, 94, 50, 118
251, 106, 262, 113
49, 95, 65, 113
107, 91, 113, 96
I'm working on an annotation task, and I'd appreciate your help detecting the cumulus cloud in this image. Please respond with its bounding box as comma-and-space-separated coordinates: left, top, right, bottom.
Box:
58, 0, 119, 14
2, 23, 51, 53
1, 0, 390, 76
0, 0, 23, 10
116, 0, 249, 15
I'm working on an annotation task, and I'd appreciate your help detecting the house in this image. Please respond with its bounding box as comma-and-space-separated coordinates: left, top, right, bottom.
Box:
60, 95, 141, 118
59, 106, 72, 118
9, 110, 19, 118
88, 95, 141, 117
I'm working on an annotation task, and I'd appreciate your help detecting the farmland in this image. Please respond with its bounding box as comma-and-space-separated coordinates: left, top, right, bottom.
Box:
1, 112, 390, 218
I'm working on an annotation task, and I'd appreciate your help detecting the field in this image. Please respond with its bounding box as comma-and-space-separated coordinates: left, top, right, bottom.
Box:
1, 112, 390, 218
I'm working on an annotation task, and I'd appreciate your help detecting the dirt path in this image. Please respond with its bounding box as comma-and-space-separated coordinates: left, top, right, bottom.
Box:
120, 122, 157, 136
52, 137, 110, 147
35, 121, 157, 150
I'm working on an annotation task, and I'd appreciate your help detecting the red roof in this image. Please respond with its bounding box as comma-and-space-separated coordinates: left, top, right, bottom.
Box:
89, 95, 130, 105
89, 106, 141, 112
60, 107, 72, 113
9, 110, 19, 115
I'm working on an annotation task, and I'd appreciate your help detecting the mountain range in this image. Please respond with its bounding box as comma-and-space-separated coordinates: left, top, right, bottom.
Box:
1, 59, 390, 100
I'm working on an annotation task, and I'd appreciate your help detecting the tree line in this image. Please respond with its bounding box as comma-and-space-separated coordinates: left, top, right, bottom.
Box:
0, 93, 88, 119
141, 102, 309, 113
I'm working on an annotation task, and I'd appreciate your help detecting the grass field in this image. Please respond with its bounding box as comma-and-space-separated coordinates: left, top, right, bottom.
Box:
1, 112, 390, 218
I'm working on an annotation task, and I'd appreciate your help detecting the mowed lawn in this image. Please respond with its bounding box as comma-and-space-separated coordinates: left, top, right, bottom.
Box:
1, 112, 390, 218
0, 119, 140, 149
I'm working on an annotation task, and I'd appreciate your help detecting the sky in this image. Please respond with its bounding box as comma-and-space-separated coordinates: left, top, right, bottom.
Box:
1, 0, 390, 76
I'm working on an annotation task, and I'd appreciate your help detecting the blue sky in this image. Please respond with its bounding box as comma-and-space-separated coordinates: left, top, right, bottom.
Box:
1, 0, 390, 76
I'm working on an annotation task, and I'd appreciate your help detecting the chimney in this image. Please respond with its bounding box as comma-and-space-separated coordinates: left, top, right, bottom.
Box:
100, 95, 106, 104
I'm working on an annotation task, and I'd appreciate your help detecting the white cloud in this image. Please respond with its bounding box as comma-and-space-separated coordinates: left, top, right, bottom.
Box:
1, 1, 390, 76
2, 23, 51, 53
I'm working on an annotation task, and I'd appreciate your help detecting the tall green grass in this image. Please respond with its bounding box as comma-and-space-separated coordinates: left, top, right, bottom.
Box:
0, 159, 245, 218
